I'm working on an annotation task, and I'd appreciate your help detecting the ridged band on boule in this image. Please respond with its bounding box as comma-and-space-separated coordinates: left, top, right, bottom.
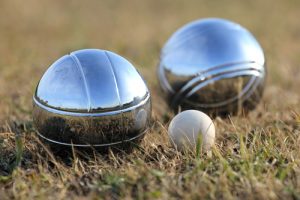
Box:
33, 94, 151, 147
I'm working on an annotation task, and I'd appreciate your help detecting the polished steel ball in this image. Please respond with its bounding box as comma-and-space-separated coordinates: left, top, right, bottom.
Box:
158, 18, 266, 114
33, 49, 151, 147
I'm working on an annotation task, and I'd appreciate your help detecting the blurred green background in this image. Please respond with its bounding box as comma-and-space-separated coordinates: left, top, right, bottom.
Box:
0, 0, 299, 122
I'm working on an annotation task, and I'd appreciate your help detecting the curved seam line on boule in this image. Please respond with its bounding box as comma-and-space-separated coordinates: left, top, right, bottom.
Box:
179, 62, 263, 95
172, 70, 259, 107
35, 128, 147, 147
160, 61, 263, 94
239, 75, 263, 103
195, 61, 262, 76
104, 51, 125, 142
33, 94, 150, 116
184, 76, 263, 109
180, 76, 260, 108
171, 62, 264, 103
69, 53, 92, 112
174, 70, 262, 108
104, 51, 122, 109
186, 69, 262, 98
158, 62, 175, 94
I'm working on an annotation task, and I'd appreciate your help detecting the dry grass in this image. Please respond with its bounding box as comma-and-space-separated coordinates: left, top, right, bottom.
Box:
0, 0, 300, 199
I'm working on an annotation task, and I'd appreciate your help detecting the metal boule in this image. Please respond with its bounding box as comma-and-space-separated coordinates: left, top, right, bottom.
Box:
158, 18, 266, 115
33, 49, 151, 148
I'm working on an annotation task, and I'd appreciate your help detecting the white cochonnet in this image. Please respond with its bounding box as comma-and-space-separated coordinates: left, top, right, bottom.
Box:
168, 110, 215, 152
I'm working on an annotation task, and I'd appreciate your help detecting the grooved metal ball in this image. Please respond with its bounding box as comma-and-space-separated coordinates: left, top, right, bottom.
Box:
158, 18, 266, 114
33, 49, 151, 147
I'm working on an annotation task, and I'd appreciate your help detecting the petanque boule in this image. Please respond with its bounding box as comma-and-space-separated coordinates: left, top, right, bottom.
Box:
33, 49, 151, 149
168, 110, 215, 152
158, 18, 266, 115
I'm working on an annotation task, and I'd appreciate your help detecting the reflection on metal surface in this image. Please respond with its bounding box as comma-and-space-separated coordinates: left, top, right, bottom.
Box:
158, 18, 266, 114
33, 49, 151, 147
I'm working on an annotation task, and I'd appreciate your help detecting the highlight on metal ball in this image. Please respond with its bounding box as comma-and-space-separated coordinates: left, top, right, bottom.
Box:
33, 49, 151, 148
158, 18, 266, 115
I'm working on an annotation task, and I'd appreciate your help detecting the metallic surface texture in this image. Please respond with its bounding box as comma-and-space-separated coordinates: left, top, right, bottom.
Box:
158, 18, 266, 114
33, 49, 151, 147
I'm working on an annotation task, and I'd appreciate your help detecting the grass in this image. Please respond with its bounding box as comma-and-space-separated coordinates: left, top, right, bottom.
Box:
0, 0, 300, 199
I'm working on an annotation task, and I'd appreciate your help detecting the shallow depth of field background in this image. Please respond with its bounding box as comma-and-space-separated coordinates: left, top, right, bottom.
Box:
0, 0, 299, 199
